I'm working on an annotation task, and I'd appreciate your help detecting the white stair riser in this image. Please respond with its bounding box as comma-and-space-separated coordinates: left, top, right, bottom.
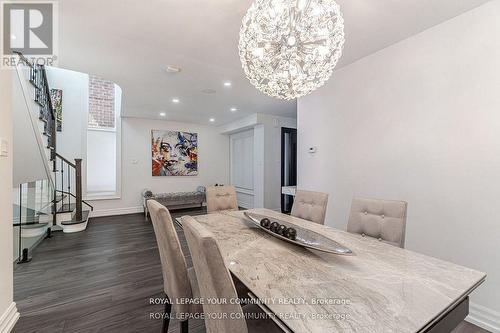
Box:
45, 148, 52, 161
21, 226, 48, 238
38, 215, 52, 223
62, 221, 88, 233
37, 119, 45, 135
56, 199, 64, 211
56, 212, 73, 226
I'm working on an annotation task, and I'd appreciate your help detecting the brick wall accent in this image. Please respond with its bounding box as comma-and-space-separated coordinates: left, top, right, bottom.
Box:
88, 76, 115, 128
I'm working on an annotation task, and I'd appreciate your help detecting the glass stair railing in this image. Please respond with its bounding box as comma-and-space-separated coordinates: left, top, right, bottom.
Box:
12, 53, 56, 263
12, 51, 93, 263
13, 179, 56, 263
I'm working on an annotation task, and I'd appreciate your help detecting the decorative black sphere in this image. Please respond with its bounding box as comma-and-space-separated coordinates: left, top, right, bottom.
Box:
285, 228, 297, 240
277, 224, 287, 235
269, 221, 280, 232
260, 218, 271, 229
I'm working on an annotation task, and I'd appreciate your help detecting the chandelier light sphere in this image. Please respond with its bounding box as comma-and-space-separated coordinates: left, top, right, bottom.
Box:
239, 0, 345, 100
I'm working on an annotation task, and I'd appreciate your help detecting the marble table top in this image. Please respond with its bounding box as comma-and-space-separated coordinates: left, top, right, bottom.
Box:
181, 208, 486, 333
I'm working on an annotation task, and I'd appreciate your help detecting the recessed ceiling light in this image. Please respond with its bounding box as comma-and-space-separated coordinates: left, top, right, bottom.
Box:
201, 88, 216, 94
172, 98, 180, 103
223, 81, 232, 87
165, 65, 181, 73
11, 34, 16, 40
209, 118, 215, 122
159, 112, 166, 117
230, 107, 237, 112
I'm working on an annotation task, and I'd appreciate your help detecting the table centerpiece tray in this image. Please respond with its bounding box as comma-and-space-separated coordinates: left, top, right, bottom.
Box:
243, 212, 354, 256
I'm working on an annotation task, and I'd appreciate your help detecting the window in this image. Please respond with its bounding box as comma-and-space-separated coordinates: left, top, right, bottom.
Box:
86, 76, 121, 198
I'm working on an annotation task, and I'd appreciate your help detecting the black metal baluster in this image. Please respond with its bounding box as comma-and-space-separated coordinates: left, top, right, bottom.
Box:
60, 158, 64, 207
68, 164, 71, 207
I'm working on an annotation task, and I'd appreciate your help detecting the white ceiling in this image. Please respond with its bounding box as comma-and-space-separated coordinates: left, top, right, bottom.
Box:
57, 0, 491, 125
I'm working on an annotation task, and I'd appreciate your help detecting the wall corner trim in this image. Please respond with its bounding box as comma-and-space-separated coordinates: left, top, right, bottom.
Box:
467, 302, 500, 333
0, 303, 20, 333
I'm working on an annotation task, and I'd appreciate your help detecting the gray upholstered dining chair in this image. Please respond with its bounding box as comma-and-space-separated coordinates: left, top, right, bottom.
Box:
182, 216, 282, 333
291, 190, 329, 224
147, 200, 202, 333
346, 197, 408, 248
206, 185, 238, 213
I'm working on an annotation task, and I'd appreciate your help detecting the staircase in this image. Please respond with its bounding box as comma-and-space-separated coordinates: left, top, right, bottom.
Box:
13, 52, 93, 263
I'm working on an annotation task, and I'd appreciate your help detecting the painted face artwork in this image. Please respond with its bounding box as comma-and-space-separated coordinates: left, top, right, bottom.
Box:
151, 130, 198, 176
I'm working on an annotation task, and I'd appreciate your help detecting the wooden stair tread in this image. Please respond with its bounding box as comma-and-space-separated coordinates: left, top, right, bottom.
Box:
61, 210, 90, 226
21, 223, 49, 229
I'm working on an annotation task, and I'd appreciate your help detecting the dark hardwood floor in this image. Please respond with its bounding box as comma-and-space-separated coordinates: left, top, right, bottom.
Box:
13, 209, 206, 333
13, 209, 488, 333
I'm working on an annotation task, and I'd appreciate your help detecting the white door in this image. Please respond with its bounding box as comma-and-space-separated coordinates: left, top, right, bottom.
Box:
230, 129, 254, 209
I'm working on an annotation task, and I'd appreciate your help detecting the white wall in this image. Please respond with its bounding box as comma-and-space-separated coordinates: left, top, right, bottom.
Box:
221, 113, 297, 211
45, 67, 89, 196
12, 67, 49, 186
46, 67, 88, 162
0, 70, 19, 331
297, 2, 500, 330
89, 118, 230, 215
260, 114, 297, 211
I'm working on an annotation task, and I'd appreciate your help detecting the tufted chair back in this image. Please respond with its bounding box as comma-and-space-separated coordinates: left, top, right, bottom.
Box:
147, 200, 192, 314
347, 197, 408, 248
291, 190, 329, 224
206, 186, 239, 213
183, 216, 248, 333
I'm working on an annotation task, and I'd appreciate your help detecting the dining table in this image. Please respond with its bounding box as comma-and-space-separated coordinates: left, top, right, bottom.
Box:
178, 208, 486, 333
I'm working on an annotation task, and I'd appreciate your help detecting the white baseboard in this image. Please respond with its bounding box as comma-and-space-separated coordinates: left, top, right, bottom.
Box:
0, 303, 19, 333
90, 206, 143, 218
467, 302, 500, 333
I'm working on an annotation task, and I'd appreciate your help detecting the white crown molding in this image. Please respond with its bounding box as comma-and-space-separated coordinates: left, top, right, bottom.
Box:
0, 303, 19, 333
90, 206, 143, 218
468, 302, 500, 333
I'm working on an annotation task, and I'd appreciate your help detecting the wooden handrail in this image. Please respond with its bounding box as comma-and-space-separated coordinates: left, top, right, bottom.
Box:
12, 51, 34, 68
55, 153, 76, 169
41, 66, 56, 121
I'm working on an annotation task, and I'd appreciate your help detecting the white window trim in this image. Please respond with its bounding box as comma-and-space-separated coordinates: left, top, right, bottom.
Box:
84, 83, 122, 201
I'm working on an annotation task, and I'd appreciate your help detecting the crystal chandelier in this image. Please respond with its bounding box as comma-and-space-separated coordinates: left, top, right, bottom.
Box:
239, 0, 345, 100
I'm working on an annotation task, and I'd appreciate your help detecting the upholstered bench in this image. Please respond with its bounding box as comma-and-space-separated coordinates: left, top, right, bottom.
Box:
143, 187, 206, 217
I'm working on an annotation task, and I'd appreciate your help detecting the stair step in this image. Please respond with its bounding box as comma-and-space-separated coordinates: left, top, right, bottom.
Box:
20, 223, 49, 238
61, 210, 90, 226
13, 204, 47, 217
54, 194, 66, 204
13, 215, 40, 226
37, 119, 46, 135
57, 203, 75, 214
13, 205, 49, 226
22, 223, 49, 229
